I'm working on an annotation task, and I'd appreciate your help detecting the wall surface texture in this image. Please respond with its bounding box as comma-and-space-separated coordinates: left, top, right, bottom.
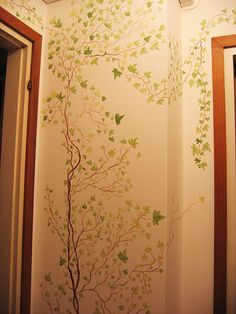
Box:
0, 0, 236, 313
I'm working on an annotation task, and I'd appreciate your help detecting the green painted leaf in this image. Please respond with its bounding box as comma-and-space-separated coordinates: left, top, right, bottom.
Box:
115, 113, 125, 125
130, 51, 137, 58
71, 34, 79, 44
157, 98, 164, 105
150, 42, 159, 50
159, 24, 165, 31
189, 79, 195, 87
152, 210, 165, 226
141, 47, 148, 54
70, 85, 77, 94
128, 64, 138, 74
91, 57, 99, 65
144, 71, 152, 79
191, 144, 199, 156
143, 206, 150, 213
128, 138, 138, 148
108, 149, 116, 157
118, 250, 128, 263
112, 68, 122, 79
56, 92, 65, 101
144, 35, 151, 42
58, 284, 66, 295
147, 95, 154, 102
91, 164, 97, 171
200, 19, 207, 30
198, 162, 208, 169
146, 1, 152, 8
89, 34, 95, 41
84, 47, 93, 55
199, 195, 206, 203
44, 273, 52, 282
80, 80, 88, 89
50, 17, 63, 28
87, 11, 94, 19
59, 256, 66, 266
203, 142, 211, 152
48, 53, 53, 60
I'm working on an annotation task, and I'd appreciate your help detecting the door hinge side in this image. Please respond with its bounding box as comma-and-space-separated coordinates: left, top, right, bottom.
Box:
27, 80, 32, 91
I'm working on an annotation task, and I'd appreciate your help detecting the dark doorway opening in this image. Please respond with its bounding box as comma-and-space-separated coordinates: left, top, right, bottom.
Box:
0, 47, 7, 160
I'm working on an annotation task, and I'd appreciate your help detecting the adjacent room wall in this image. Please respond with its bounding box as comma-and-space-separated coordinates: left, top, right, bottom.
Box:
182, 0, 236, 313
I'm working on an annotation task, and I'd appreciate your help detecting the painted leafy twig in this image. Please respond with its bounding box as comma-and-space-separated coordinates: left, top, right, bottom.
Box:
3, 0, 43, 28
166, 196, 205, 252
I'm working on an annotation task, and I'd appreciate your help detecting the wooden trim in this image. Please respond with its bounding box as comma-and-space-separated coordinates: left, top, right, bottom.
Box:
212, 37, 227, 314
0, 8, 40, 41
212, 34, 236, 314
0, 7, 42, 314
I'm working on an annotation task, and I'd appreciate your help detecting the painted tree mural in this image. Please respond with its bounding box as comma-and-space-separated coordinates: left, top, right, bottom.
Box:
39, 1, 168, 313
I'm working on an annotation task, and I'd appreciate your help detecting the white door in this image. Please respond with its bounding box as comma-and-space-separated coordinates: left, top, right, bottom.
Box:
224, 47, 236, 314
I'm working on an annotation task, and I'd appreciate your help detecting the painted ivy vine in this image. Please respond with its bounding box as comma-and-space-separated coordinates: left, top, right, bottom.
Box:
182, 9, 236, 169
1, 0, 43, 28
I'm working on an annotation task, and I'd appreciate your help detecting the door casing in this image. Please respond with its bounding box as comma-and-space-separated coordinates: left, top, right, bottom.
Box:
0, 7, 42, 314
0, 22, 32, 314
212, 34, 236, 314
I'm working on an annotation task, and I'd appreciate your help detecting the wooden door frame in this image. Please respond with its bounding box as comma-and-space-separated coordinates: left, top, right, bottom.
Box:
0, 7, 42, 314
212, 34, 236, 314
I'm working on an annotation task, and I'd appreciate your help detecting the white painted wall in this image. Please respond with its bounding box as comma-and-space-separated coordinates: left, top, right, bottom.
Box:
181, 0, 236, 313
